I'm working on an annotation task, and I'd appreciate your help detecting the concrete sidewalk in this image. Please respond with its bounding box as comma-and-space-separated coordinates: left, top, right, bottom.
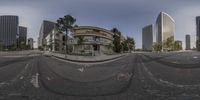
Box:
44, 52, 127, 63
0, 50, 42, 57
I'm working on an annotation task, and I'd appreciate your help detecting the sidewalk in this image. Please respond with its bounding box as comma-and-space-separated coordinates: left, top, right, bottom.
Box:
44, 52, 127, 63
0, 50, 42, 57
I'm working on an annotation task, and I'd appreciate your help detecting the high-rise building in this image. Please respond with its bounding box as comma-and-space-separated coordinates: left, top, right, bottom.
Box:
38, 20, 55, 48
28, 38, 34, 49
44, 27, 65, 52
185, 34, 191, 50
155, 12, 175, 50
19, 26, 27, 46
196, 16, 200, 41
142, 24, 153, 51
0, 15, 19, 49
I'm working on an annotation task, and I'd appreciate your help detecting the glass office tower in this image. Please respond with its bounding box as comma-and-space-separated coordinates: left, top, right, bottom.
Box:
196, 17, 200, 41
185, 34, 191, 50
38, 20, 55, 48
0, 15, 19, 49
142, 24, 153, 51
155, 12, 175, 50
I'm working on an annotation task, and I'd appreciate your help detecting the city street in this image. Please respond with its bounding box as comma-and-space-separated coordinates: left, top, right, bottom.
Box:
0, 51, 200, 100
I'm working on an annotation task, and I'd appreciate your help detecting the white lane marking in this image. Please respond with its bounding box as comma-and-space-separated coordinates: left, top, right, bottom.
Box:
0, 82, 9, 87
31, 73, 39, 88
47, 77, 51, 80
83, 64, 89, 67
11, 62, 30, 83
0, 62, 30, 88
193, 56, 198, 59
77, 67, 84, 72
172, 61, 177, 63
20, 76, 24, 80
139, 55, 200, 88
1, 56, 24, 58
8, 93, 21, 96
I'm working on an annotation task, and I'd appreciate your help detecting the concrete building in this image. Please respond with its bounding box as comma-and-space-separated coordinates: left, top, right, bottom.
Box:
0, 15, 19, 49
38, 20, 55, 48
196, 16, 200, 41
72, 26, 114, 55
44, 27, 65, 52
155, 12, 175, 51
142, 24, 153, 51
185, 34, 191, 50
18, 26, 27, 47
27, 38, 34, 49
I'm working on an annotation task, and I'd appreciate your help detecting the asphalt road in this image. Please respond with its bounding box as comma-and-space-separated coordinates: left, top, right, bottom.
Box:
0, 51, 200, 100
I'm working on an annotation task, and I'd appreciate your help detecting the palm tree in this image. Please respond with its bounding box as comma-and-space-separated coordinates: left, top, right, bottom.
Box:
56, 15, 76, 54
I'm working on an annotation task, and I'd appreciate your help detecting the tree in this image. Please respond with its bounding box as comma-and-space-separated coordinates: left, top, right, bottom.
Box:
0, 40, 3, 51
163, 36, 174, 51
20, 41, 26, 50
196, 39, 200, 51
77, 36, 85, 45
152, 42, 162, 52
26, 45, 31, 50
76, 36, 85, 54
126, 36, 135, 52
121, 36, 135, 52
107, 43, 113, 53
10, 43, 17, 51
56, 15, 76, 54
121, 40, 128, 52
174, 41, 182, 51
111, 28, 122, 53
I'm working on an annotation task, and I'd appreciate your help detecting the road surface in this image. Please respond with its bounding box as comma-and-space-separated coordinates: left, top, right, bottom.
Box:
0, 51, 200, 100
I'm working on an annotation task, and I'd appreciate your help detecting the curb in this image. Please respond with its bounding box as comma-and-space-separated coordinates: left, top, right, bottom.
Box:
49, 54, 126, 63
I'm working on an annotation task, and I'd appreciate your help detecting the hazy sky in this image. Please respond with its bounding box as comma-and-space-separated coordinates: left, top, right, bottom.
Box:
0, 0, 200, 48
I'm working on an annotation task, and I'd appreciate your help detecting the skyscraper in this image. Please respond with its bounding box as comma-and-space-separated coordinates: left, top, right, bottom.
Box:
19, 26, 27, 46
38, 20, 55, 48
142, 24, 153, 51
155, 12, 175, 50
185, 34, 191, 50
196, 16, 200, 41
0, 15, 19, 49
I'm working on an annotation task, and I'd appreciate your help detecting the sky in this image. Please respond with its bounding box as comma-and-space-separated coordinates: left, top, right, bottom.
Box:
0, 0, 200, 49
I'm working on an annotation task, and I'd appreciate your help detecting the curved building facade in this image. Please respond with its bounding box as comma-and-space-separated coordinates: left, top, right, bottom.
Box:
155, 12, 175, 44
72, 26, 114, 55
0, 15, 19, 49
